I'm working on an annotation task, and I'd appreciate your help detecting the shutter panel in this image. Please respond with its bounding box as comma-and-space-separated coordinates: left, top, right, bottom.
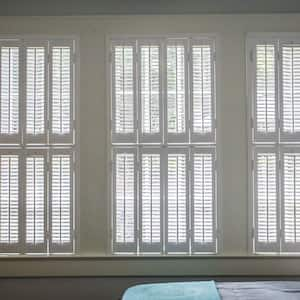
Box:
190, 40, 215, 143
111, 41, 136, 143
139, 148, 162, 253
0, 152, 20, 252
138, 41, 162, 143
166, 40, 188, 143
281, 43, 300, 141
282, 149, 300, 252
0, 43, 20, 143
24, 42, 47, 144
254, 148, 279, 252
49, 150, 73, 253
191, 148, 216, 253
254, 43, 277, 142
25, 151, 46, 253
113, 148, 137, 252
166, 148, 189, 253
49, 40, 74, 144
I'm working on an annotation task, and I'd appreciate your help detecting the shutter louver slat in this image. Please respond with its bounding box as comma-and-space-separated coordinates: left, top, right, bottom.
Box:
254, 150, 279, 252
282, 151, 300, 252
25, 153, 46, 252
255, 44, 277, 141
191, 42, 214, 142
139, 43, 161, 142
112, 43, 136, 143
282, 44, 300, 140
139, 149, 162, 252
0, 154, 19, 252
167, 42, 187, 142
192, 149, 216, 253
0, 46, 20, 142
113, 149, 137, 252
50, 41, 73, 143
25, 45, 46, 143
166, 150, 188, 253
50, 151, 73, 253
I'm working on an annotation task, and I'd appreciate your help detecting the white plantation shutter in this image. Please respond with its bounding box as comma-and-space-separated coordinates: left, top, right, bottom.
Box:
191, 148, 216, 253
25, 151, 47, 253
50, 40, 74, 144
139, 148, 162, 252
111, 42, 136, 143
254, 148, 279, 252
166, 40, 188, 143
282, 150, 300, 252
139, 42, 162, 143
49, 150, 74, 253
113, 148, 137, 252
0, 43, 20, 143
166, 149, 189, 253
190, 41, 215, 143
24, 42, 47, 144
0, 152, 20, 252
281, 43, 300, 141
253, 43, 277, 141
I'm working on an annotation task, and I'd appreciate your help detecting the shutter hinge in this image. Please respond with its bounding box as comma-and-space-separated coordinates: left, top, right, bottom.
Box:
249, 49, 254, 62
47, 54, 50, 64
187, 51, 191, 62
277, 118, 281, 129
278, 159, 282, 170
251, 159, 254, 170
214, 159, 217, 170
47, 120, 50, 130
187, 229, 192, 238
215, 228, 221, 239
213, 51, 216, 62
136, 119, 139, 130
73, 119, 76, 129
250, 117, 254, 129
277, 50, 281, 61
46, 231, 51, 240
188, 159, 192, 171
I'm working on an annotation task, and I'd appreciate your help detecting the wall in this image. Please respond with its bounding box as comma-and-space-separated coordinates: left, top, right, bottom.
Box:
1, 14, 300, 276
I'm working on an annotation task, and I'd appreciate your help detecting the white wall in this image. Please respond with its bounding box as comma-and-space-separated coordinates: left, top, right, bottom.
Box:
1, 14, 300, 276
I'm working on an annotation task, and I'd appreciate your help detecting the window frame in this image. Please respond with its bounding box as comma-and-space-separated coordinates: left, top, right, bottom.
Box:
247, 33, 300, 255
108, 34, 221, 256
0, 35, 80, 256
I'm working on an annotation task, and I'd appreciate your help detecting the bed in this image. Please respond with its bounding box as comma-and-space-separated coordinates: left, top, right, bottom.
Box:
122, 281, 300, 300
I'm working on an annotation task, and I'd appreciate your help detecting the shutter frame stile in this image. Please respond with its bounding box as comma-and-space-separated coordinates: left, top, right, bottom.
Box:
111, 40, 137, 144
49, 149, 74, 253
190, 39, 216, 143
113, 147, 137, 253
139, 147, 163, 253
0, 150, 21, 253
191, 147, 216, 253
0, 41, 21, 144
138, 40, 163, 144
24, 149, 47, 253
49, 39, 74, 144
254, 147, 280, 253
24, 40, 48, 144
166, 147, 189, 253
281, 147, 300, 252
253, 41, 278, 143
166, 39, 189, 143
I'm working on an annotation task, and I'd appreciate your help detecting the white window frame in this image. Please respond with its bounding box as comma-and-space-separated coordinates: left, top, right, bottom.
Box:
247, 33, 300, 254
0, 35, 79, 255
108, 34, 220, 256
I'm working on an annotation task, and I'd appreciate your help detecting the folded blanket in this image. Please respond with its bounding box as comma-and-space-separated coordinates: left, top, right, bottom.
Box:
122, 281, 221, 300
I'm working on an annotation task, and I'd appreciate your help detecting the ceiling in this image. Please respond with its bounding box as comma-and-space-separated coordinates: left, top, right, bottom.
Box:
1, 0, 300, 16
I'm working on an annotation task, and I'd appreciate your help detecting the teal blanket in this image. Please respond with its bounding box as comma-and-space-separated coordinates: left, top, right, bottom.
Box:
122, 281, 221, 300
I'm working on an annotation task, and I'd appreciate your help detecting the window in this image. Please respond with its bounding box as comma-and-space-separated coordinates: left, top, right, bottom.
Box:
248, 34, 300, 253
110, 36, 218, 254
0, 37, 77, 254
